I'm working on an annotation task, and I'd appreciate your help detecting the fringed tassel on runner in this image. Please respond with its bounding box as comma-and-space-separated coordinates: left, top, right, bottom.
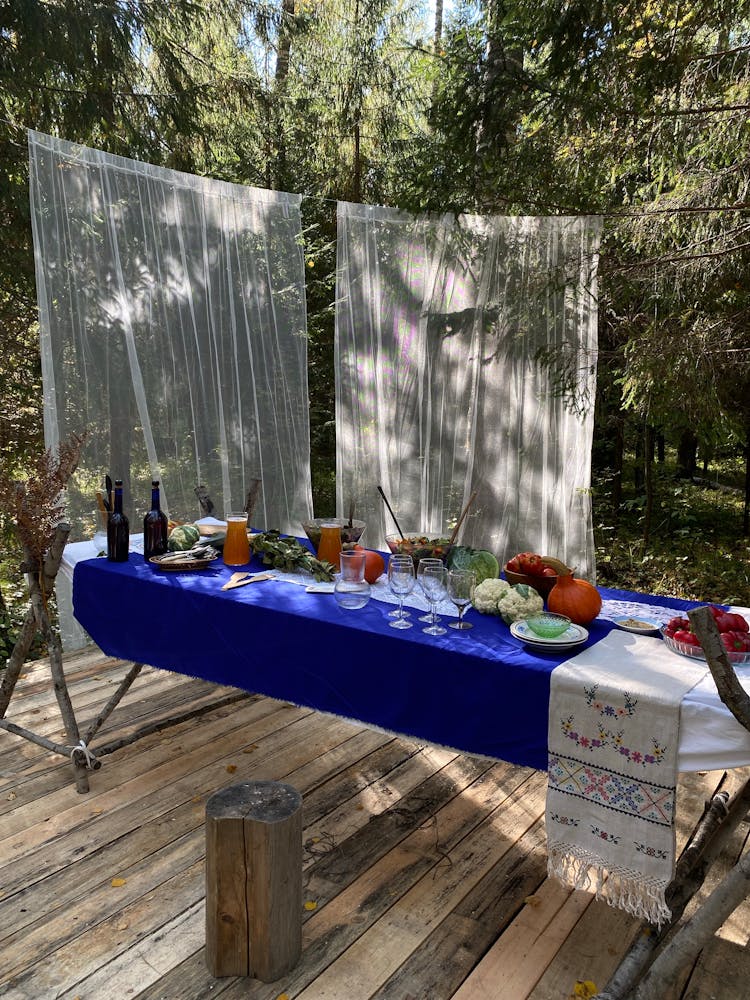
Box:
548, 843, 672, 927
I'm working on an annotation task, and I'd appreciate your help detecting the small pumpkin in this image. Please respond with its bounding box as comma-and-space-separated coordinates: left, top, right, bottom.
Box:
353, 545, 386, 584
547, 569, 602, 626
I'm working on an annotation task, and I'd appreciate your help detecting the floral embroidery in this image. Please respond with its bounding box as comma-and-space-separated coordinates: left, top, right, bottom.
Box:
634, 842, 669, 860
550, 812, 580, 827
591, 825, 621, 844
584, 684, 637, 718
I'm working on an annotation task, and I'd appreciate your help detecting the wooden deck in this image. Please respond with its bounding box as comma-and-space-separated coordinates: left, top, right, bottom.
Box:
1, 650, 749, 1000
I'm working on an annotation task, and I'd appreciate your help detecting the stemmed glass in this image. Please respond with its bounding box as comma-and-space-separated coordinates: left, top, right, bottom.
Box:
421, 564, 448, 636
447, 569, 476, 630
388, 555, 415, 629
417, 557, 444, 623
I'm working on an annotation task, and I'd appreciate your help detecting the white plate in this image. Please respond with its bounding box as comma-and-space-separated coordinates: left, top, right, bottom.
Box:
614, 617, 661, 635
510, 620, 589, 649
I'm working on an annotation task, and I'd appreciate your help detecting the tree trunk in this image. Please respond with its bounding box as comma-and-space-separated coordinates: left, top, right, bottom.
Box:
434, 0, 443, 50
611, 413, 624, 533
634, 426, 645, 493
744, 424, 750, 536
273, 0, 295, 188
676, 428, 698, 479
643, 424, 654, 545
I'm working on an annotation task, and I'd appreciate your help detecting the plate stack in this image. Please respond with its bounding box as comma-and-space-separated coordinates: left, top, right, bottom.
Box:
510, 619, 589, 651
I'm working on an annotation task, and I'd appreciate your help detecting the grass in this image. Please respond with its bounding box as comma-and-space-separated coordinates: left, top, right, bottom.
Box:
592, 457, 750, 607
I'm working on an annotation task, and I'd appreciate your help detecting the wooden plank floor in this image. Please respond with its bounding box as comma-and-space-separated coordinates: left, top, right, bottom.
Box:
1, 650, 749, 1000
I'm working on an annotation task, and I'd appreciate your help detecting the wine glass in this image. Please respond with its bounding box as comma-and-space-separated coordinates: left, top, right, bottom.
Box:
421, 564, 448, 636
388, 555, 415, 629
417, 557, 444, 623
447, 569, 476, 630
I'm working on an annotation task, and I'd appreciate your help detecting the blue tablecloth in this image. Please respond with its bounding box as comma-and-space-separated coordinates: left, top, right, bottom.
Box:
72, 552, 702, 771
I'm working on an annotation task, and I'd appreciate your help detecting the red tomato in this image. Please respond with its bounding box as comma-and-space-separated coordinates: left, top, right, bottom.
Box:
673, 629, 700, 646
726, 612, 749, 633
506, 555, 521, 573
666, 617, 689, 635
713, 611, 736, 633
721, 632, 747, 653
518, 552, 544, 576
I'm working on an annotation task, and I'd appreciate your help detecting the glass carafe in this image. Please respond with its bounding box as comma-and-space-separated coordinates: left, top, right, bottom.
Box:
333, 550, 371, 610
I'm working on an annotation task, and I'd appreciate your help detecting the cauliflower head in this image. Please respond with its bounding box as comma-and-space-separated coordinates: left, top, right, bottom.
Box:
472, 578, 543, 624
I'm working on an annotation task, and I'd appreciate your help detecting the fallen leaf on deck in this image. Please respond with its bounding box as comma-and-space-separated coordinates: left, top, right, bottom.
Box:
6, 791, 16, 801
117, 922, 129, 930
524, 894, 541, 907
192, 795, 202, 803
304, 901, 317, 911
111, 877, 127, 887
276, 994, 290, 1000
572, 981, 597, 998
91, 807, 103, 815
226, 764, 237, 773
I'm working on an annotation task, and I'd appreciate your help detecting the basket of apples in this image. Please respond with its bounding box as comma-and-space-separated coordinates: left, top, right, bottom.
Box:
504, 551, 566, 600
662, 606, 750, 664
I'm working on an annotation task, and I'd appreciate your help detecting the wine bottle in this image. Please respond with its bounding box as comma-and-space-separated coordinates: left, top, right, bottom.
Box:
107, 479, 130, 562
143, 479, 169, 560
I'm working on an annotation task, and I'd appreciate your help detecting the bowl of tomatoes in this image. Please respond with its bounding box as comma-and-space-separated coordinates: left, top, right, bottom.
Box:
662, 606, 750, 664
503, 551, 563, 600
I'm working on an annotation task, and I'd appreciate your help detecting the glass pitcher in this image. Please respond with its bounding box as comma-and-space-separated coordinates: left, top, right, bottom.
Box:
316, 522, 343, 566
333, 550, 371, 610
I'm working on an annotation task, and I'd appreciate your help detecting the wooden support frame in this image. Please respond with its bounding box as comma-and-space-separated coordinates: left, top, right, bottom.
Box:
0, 521, 252, 793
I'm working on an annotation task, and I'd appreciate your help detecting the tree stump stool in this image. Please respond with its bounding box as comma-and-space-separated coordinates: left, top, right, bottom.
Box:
205, 780, 303, 981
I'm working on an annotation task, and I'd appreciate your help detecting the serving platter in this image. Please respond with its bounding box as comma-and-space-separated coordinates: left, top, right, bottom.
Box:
510, 619, 589, 650
661, 626, 750, 665
149, 550, 220, 571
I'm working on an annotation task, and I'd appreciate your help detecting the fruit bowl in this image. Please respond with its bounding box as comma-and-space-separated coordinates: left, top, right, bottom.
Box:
526, 613, 572, 638
503, 564, 557, 599
385, 533, 454, 570
661, 626, 750, 665
301, 517, 366, 551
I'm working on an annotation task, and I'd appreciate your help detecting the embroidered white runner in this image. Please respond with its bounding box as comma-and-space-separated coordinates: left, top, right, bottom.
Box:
546, 630, 709, 925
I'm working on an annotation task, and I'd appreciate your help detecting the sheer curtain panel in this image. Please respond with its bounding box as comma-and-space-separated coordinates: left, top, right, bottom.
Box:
335, 203, 601, 579
29, 130, 313, 540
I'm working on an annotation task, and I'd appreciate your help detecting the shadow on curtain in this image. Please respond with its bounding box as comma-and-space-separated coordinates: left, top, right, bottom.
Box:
335, 203, 601, 580
28, 130, 313, 538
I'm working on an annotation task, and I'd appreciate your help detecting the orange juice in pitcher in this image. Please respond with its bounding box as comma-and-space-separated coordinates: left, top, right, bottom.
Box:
223, 512, 250, 566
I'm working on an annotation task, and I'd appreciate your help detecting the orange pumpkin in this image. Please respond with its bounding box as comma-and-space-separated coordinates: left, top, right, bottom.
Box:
353, 545, 386, 584
547, 570, 602, 626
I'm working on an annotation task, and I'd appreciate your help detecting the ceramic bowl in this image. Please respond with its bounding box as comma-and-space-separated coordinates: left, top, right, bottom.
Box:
503, 564, 557, 599
525, 613, 572, 638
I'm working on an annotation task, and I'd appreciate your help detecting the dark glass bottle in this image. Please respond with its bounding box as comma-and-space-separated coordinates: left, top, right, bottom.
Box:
143, 480, 169, 560
107, 479, 130, 562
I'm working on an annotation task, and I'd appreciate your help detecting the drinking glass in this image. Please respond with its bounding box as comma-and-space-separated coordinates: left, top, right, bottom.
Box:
447, 569, 476, 630
421, 564, 448, 636
388, 555, 415, 629
417, 557, 444, 623
223, 512, 250, 566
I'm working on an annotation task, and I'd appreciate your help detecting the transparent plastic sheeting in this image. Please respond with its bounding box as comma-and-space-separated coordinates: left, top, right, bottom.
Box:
335, 203, 601, 578
29, 130, 313, 540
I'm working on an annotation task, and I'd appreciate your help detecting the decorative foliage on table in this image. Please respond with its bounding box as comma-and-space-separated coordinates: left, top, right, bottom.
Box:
250, 530, 335, 581
472, 578, 543, 623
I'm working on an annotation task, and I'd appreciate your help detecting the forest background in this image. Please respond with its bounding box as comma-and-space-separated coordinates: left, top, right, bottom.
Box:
1, 0, 750, 662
